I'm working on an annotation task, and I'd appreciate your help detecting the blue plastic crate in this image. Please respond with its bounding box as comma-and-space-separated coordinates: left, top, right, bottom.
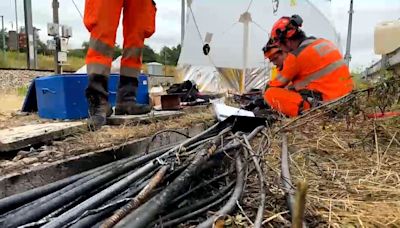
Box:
35, 74, 120, 120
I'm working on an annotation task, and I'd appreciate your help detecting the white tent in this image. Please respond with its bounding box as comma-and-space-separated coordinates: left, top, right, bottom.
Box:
178, 0, 341, 93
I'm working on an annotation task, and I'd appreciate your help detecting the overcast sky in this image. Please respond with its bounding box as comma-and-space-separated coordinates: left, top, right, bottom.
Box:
0, 0, 399, 70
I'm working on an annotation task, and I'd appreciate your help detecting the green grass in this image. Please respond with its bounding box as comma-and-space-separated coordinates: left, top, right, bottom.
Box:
16, 86, 29, 96
0, 51, 179, 78
0, 51, 85, 71
351, 72, 370, 90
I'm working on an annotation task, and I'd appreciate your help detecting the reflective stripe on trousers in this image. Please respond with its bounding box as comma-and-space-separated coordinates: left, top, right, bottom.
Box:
89, 37, 114, 58
87, 63, 111, 76
121, 46, 143, 77
120, 67, 140, 78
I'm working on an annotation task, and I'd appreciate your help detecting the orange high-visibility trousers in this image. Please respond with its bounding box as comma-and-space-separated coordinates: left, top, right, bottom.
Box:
84, 0, 156, 77
264, 87, 311, 117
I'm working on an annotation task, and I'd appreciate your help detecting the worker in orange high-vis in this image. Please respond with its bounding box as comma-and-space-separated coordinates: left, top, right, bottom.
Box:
263, 38, 286, 71
243, 40, 287, 112
84, 0, 157, 130
264, 15, 354, 117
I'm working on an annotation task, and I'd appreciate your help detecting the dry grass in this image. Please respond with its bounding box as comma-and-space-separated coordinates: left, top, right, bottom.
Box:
239, 112, 400, 227
285, 116, 400, 227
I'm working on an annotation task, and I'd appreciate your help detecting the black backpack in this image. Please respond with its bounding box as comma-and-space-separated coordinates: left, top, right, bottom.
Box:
166, 80, 199, 102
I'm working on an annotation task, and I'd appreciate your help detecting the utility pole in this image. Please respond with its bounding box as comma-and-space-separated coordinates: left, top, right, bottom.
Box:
344, 0, 354, 66
1, 16, 5, 62
33, 27, 40, 69
15, 0, 19, 52
181, 0, 185, 45
52, 0, 61, 73
24, 0, 35, 69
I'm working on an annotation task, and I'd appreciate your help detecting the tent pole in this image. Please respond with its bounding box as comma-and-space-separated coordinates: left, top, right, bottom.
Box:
240, 12, 251, 94
181, 0, 185, 45
344, 0, 354, 66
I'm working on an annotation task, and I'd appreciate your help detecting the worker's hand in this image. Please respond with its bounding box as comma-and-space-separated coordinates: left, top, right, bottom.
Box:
287, 85, 296, 91
243, 98, 269, 111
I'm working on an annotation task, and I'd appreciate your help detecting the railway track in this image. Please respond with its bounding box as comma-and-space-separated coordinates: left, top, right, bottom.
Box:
0, 67, 75, 73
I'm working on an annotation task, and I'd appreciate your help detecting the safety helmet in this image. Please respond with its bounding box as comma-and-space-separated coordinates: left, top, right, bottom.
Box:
270, 15, 303, 44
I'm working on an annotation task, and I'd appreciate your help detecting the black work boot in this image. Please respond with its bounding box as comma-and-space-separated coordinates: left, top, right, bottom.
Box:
86, 74, 113, 131
115, 76, 152, 115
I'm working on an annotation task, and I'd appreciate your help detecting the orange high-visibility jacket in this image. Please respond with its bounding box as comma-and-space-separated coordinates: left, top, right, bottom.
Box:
268, 38, 353, 101
84, 0, 156, 77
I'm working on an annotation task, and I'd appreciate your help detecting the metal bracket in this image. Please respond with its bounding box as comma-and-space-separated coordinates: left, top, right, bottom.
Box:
156, 157, 166, 165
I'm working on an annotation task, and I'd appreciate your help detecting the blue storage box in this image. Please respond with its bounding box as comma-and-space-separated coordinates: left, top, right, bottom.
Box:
35, 74, 120, 120
35, 73, 150, 120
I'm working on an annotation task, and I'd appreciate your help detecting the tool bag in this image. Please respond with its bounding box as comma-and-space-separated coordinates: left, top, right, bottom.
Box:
166, 80, 199, 102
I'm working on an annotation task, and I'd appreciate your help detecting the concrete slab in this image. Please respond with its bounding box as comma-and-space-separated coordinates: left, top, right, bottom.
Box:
0, 123, 206, 198
0, 122, 86, 152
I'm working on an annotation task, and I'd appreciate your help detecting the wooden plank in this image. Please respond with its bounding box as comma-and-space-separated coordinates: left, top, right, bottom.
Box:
0, 122, 86, 152
107, 110, 184, 125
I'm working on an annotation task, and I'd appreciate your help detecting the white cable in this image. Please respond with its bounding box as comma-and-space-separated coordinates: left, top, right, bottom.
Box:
71, 0, 83, 19
246, 0, 254, 12
187, 4, 219, 69
218, 22, 239, 37
188, 6, 204, 45
251, 21, 268, 34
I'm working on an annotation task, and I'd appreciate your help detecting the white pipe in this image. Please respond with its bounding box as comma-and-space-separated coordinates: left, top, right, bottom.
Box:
242, 21, 249, 94
181, 0, 185, 45
344, 0, 354, 66
240, 12, 251, 94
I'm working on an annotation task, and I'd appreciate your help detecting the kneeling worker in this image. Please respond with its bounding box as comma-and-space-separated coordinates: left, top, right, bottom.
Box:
264, 15, 353, 117
263, 38, 286, 71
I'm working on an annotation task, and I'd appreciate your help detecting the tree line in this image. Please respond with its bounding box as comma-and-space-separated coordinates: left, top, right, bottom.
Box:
0, 29, 182, 66
69, 42, 181, 66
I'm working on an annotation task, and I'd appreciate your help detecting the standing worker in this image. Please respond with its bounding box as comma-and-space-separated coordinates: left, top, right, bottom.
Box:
264, 15, 354, 117
84, 0, 157, 130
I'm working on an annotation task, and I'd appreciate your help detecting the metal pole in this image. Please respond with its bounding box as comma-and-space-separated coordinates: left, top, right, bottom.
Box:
52, 0, 61, 74
241, 21, 249, 94
181, 0, 185, 45
239, 12, 251, 94
1, 16, 5, 63
33, 28, 38, 69
344, 0, 354, 66
15, 0, 19, 52
24, 0, 35, 69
